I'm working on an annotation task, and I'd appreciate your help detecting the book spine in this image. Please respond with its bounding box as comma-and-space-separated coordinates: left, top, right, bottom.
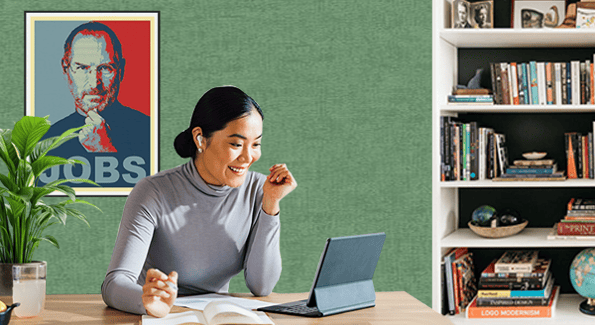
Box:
530, 61, 539, 105
566, 132, 578, 179
557, 222, 595, 235
479, 279, 545, 290
501, 63, 511, 105
505, 168, 554, 174
554, 62, 562, 105
511, 62, 520, 105
572, 60, 581, 105
581, 62, 587, 104
490, 63, 499, 104
537, 62, 547, 105
470, 122, 478, 180
546, 62, 553, 105
447, 96, 493, 102
567, 61, 572, 104
591, 132, 594, 179
494, 63, 503, 105
562, 62, 568, 104
577, 133, 583, 178
518, 63, 526, 105
476, 296, 550, 307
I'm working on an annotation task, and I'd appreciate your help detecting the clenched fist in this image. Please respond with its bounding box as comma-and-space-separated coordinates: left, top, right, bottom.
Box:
79, 109, 117, 152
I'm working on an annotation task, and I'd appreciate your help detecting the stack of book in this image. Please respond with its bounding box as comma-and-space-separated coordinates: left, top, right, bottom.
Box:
442, 247, 477, 315
489, 59, 594, 106
448, 89, 494, 105
466, 251, 560, 319
551, 198, 595, 238
565, 131, 594, 179
495, 158, 566, 181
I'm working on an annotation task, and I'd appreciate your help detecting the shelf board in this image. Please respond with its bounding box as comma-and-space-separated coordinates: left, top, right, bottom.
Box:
440, 179, 595, 188
441, 228, 595, 248
439, 29, 595, 48
440, 105, 595, 113
447, 294, 591, 324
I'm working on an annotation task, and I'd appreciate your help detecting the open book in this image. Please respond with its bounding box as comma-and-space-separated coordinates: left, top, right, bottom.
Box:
142, 300, 274, 325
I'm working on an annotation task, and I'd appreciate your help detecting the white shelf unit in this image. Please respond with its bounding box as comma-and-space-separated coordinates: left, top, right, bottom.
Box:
432, 1, 595, 324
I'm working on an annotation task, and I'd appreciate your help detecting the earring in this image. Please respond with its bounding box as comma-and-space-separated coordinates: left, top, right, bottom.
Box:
198, 148, 203, 153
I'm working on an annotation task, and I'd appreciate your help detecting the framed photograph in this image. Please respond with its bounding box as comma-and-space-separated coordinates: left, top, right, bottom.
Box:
576, 3, 595, 28
25, 12, 159, 196
452, 0, 493, 29
512, 0, 566, 28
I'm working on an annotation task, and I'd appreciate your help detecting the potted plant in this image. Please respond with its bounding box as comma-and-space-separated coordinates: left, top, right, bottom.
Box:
0, 116, 99, 297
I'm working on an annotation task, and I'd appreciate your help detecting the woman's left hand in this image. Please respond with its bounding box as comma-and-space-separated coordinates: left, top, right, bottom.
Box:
262, 164, 297, 215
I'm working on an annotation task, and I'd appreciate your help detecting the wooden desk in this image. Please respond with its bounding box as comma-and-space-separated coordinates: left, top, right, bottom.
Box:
2, 292, 453, 325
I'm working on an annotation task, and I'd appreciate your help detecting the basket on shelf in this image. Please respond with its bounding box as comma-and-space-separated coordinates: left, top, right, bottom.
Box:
468, 220, 528, 238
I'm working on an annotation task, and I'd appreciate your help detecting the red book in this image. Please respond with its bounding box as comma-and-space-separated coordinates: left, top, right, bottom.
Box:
558, 222, 595, 235
466, 286, 559, 319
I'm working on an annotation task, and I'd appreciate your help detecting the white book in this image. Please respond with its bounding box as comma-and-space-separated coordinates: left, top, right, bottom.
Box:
479, 128, 485, 180
554, 62, 562, 105
572, 60, 581, 105
142, 301, 274, 325
526, 63, 533, 104
511, 63, 519, 105
508, 63, 515, 104
537, 62, 547, 105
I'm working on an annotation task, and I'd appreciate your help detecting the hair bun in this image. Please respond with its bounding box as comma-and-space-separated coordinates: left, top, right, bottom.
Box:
174, 129, 195, 158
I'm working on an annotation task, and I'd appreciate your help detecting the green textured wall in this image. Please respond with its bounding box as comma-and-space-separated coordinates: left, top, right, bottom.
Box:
0, 0, 432, 306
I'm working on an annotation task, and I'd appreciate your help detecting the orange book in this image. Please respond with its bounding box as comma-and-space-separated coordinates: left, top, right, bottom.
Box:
546, 62, 553, 105
567, 134, 578, 179
466, 286, 559, 319
591, 62, 594, 104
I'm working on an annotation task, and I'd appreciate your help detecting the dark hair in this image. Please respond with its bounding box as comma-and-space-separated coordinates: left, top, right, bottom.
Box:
174, 86, 264, 158
61, 22, 124, 71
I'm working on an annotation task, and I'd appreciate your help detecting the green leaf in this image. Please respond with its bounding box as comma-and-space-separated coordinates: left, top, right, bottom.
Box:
54, 185, 76, 202
45, 178, 99, 188
30, 134, 77, 163
15, 160, 33, 189
31, 156, 78, 179
64, 207, 90, 227
0, 129, 17, 176
64, 198, 102, 212
0, 174, 17, 192
38, 235, 60, 249
12, 116, 51, 159
38, 125, 85, 159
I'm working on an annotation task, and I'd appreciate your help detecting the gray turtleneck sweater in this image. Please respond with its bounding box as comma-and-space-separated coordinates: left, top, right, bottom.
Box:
101, 161, 282, 315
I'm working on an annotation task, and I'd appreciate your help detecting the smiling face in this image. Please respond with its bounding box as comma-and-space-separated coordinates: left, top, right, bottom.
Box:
194, 109, 263, 188
65, 32, 120, 116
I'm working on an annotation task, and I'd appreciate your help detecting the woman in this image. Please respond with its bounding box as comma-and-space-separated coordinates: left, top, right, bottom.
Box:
101, 86, 297, 317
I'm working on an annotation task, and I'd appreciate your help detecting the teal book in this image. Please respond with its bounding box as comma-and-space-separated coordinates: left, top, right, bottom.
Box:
529, 61, 539, 105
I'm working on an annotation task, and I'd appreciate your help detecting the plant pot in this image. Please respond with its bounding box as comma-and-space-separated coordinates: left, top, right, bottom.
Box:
0, 261, 46, 296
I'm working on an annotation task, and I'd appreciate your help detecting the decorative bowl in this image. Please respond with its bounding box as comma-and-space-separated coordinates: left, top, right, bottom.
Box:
468, 220, 528, 238
522, 152, 547, 160
0, 303, 20, 325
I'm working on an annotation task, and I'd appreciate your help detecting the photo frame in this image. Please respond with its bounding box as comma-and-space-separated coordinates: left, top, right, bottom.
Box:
512, 0, 566, 28
576, 3, 595, 28
25, 12, 159, 196
452, 0, 494, 29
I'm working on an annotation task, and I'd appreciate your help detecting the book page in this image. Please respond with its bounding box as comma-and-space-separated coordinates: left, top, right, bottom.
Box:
142, 310, 207, 325
204, 301, 272, 325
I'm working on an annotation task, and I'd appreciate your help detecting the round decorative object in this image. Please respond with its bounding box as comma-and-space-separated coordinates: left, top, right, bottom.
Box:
497, 208, 522, 226
522, 151, 547, 160
570, 248, 595, 315
471, 205, 497, 227
468, 219, 528, 238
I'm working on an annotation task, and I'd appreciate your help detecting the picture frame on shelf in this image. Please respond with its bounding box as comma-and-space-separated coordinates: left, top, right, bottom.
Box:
576, 2, 595, 28
512, 0, 566, 28
452, 0, 494, 29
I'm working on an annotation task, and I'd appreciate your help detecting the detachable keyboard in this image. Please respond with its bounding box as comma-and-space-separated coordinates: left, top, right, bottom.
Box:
258, 299, 323, 317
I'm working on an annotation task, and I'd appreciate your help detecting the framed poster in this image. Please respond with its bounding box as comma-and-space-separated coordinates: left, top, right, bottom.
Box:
25, 12, 159, 196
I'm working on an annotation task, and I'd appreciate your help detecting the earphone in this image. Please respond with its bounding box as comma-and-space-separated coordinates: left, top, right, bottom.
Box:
196, 135, 203, 146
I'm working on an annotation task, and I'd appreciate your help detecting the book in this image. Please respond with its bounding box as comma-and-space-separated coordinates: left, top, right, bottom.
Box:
495, 171, 565, 180
447, 95, 494, 103
453, 88, 491, 95
537, 62, 547, 105
572, 60, 581, 105
477, 277, 554, 306
547, 224, 595, 240
566, 132, 579, 179
504, 165, 557, 174
481, 258, 551, 279
494, 251, 539, 273
142, 301, 274, 325
455, 252, 477, 312
557, 221, 595, 235
518, 62, 527, 104
529, 61, 539, 105
568, 198, 595, 210
554, 62, 562, 105
511, 62, 520, 105
495, 133, 508, 176
562, 62, 568, 104
444, 247, 468, 315
545, 62, 553, 105
466, 286, 559, 319
501, 63, 511, 105
477, 275, 553, 298
513, 159, 555, 166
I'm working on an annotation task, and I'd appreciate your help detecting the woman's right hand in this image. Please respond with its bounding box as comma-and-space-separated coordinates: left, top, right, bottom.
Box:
142, 268, 178, 318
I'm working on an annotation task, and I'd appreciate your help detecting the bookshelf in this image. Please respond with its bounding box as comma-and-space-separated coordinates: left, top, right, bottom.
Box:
432, 1, 595, 324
